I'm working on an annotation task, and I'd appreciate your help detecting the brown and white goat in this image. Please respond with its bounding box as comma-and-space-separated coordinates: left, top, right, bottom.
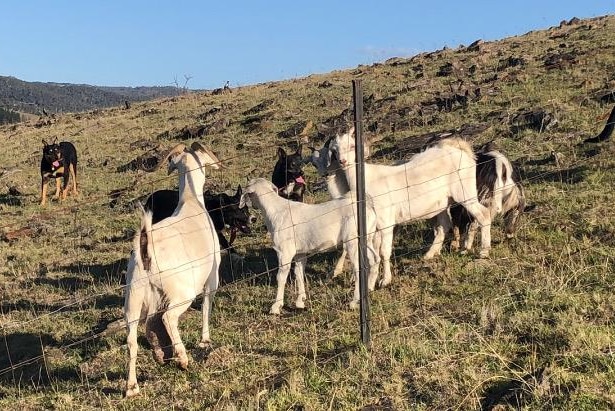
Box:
450, 142, 526, 252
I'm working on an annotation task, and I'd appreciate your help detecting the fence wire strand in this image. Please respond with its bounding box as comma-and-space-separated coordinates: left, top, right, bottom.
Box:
0, 125, 609, 395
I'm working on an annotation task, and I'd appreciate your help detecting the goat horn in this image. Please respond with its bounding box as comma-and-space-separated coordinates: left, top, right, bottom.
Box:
143, 143, 186, 172
190, 141, 226, 169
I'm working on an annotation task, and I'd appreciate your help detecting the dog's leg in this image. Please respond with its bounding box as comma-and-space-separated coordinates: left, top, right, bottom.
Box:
69, 164, 78, 195
61, 175, 70, 200
40, 178, 48, 206
54, 178, 61, 199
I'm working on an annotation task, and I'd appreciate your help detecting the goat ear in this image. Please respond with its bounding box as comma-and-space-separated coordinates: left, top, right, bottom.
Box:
167, 154, 181, 175
191, 141, 209, 153
191, 141, 225, 169
148, 143, 186, 173
277, 147, 286, 159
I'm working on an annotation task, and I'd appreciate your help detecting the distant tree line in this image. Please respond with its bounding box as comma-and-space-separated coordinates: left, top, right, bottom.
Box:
0, 107, 20, 124
0, 75, 183, 115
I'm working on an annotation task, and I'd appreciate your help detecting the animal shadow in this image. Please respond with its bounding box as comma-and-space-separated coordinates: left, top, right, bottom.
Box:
0, 332, 80, 386
519, 166, 587, 185
0, 193, 22, 207
41, 258, 129, 289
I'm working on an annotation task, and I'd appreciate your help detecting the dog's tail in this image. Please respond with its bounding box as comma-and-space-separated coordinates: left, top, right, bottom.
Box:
584, 105, 615, 143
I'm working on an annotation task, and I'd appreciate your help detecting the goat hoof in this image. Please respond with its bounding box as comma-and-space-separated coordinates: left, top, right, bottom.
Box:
378, 278, 391, 288
269, 305, 282, 315
125, 383, 140, 398
198, 340, 213, 349
295, 301, 305, 310
152, 348, 165, 365
478, 250, 490, 259
349, 300, 359, 310
177, 358, 189, 370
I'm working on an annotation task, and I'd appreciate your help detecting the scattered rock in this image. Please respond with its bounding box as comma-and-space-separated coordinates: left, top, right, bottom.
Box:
510, 108, 557, 133
544, 52, 577, 70
436, 61, 465, 77
137, 108, 159, 117
243, 99, 274, 116
497, 56, 526, 71
467, 39, 483, 52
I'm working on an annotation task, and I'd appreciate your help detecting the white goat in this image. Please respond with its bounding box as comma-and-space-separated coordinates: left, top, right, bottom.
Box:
330, 129, 492, 289
239, 178, 379, 313
124, 142, 223, 398
308, 137, 352, 277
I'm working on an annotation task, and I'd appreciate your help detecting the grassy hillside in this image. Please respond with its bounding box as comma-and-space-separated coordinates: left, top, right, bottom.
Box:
1, 15, 615, 410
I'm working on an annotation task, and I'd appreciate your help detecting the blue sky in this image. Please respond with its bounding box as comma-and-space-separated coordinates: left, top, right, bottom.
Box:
1, 1, 613, 90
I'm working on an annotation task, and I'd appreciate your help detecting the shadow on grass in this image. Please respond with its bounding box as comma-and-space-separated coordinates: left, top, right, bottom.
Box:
35, 258, 129, 291
480, 367, 546, 411
0, 332, 80, 387
223, 246, 344, 287
519, 166, 587, 185
0, 194, 22, 207
0, 291, 122, 316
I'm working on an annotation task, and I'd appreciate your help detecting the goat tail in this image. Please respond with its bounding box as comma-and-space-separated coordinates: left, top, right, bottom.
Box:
133, 203, 154, 273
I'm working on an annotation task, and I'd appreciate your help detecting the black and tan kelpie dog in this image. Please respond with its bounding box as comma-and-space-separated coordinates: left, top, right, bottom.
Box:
40, 138, 78, 206
143, 185, 253, 253
271, 145, 306, 202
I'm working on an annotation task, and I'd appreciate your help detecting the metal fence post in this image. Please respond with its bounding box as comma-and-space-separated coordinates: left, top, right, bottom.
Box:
352, 79, 371, 349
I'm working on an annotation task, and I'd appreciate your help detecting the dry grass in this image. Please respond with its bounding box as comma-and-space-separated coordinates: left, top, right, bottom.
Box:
1, 14, 615, 410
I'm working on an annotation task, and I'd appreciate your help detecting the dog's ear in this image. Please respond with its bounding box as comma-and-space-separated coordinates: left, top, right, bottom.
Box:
42, 139, 49, 146
277, 147, 286, 159
52, 137, 58, 145
235, 185, 242, 197
239, 192, 252, 209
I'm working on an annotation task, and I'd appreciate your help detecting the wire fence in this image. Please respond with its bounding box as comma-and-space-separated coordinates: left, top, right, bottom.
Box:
0, 104, 610, 405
